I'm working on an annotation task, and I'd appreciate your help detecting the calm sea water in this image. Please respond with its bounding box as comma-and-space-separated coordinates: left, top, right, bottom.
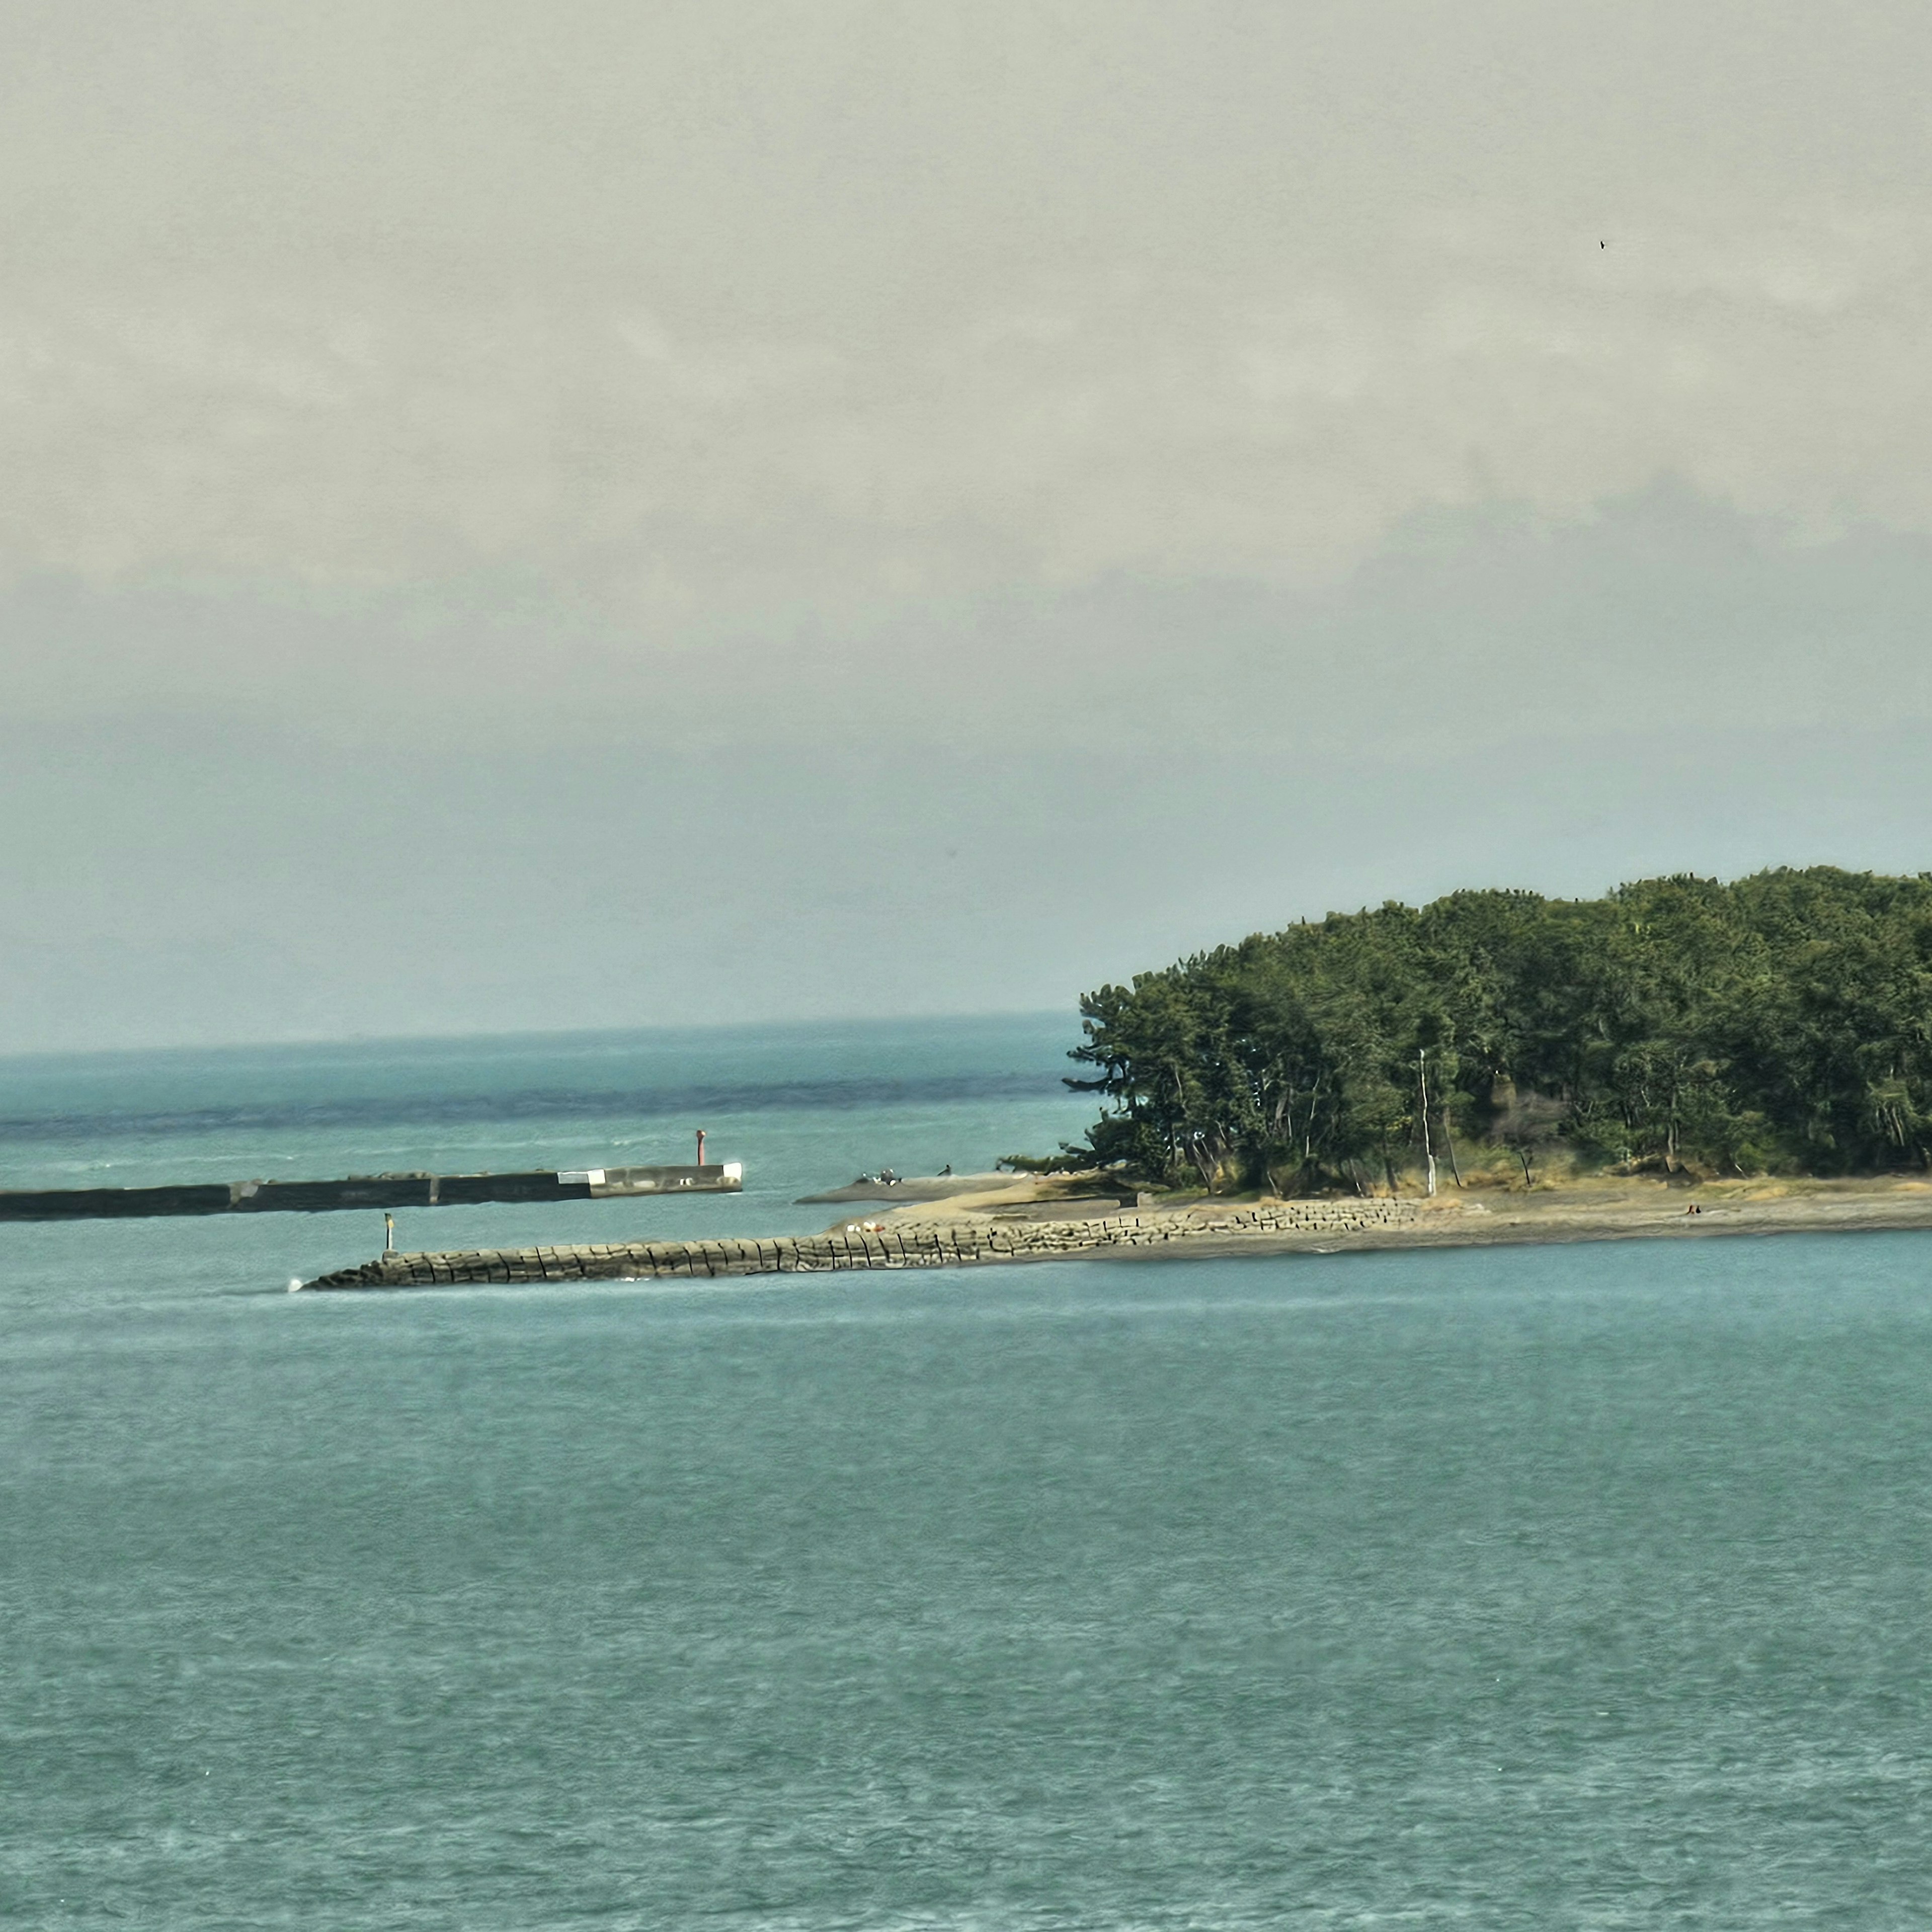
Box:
5, 1017, 1931, 1927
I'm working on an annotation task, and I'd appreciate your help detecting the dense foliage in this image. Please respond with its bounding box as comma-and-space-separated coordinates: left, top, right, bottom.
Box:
1065, 869, 1932, 1190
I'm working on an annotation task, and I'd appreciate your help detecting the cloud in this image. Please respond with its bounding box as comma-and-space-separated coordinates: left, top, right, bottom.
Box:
5, 3, 1932, 615
6, 210, 1932, 631
9, 486, 1932, 758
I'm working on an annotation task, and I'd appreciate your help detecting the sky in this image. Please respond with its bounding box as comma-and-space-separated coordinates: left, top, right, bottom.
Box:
6, 1, 1932, 1051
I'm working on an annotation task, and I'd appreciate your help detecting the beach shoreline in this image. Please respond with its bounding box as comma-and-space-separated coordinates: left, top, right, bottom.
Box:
1104, 1190, 1932, 1264
870, 1170, 1932, 1261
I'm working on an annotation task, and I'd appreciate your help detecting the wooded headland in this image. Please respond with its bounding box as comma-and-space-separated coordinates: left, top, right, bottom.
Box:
1050, 868, 1932, 1193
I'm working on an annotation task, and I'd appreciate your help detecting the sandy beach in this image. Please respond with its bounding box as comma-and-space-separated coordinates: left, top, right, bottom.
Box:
858, 1171, 1932, 1262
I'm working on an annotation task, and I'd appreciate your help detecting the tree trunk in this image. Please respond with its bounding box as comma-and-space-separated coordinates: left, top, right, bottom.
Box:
1418, 1048, 1436, 1197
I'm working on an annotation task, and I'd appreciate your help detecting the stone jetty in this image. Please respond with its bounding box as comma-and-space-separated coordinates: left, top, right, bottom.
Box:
298, 1197, 1428, 1290
3, 1161, 741, 1223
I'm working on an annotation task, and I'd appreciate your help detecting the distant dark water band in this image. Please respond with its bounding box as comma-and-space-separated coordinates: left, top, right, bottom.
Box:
0, 1072, 1071, 1144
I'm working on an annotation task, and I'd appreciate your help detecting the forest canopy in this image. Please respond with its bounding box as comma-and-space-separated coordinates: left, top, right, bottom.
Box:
1062, 869, 1932, 1191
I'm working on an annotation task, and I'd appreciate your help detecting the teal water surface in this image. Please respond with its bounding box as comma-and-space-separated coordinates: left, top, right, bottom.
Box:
4, 1020, 1931, 1926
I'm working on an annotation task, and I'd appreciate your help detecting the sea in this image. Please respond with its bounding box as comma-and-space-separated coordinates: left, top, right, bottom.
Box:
4, 1013, 1931, 1928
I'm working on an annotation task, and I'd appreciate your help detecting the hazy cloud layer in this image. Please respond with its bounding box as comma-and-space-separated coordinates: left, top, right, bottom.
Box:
12, 490, 1932, 751
8, 2, 1932, 609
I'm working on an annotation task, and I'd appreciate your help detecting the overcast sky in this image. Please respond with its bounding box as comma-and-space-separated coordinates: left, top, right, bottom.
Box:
7, 1, 1932, 1051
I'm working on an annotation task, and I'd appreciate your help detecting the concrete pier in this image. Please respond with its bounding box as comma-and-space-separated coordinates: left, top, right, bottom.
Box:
298, 1198, 1426, 1289
1, 1162, 742, 1223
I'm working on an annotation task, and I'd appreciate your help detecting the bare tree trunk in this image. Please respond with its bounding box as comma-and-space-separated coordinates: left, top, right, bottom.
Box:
1418, 1048, 1437, 1197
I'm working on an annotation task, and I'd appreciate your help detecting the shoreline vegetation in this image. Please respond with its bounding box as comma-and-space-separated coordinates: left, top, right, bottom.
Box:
1025, 867, 1932, 1196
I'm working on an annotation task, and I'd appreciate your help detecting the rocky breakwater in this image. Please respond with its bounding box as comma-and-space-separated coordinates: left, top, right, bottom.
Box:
298, 1197, 1435, 1290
